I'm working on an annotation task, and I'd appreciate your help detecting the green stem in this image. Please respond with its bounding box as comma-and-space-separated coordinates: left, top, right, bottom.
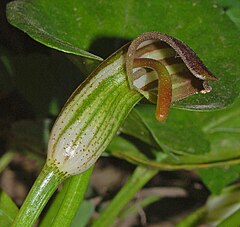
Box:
176, 206, 207, 227
0, 151, 15, 173
217, 208, 240, 227
40, 166, 93, 227
112, 150, 240, 170
12, 163, 68, 227
119, 195, 162, 219
92, 166, 158, 227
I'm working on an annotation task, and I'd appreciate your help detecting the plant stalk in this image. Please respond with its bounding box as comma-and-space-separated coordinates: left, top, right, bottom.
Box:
0, 151, 15, 173
12, 163, 68, 227
40, 166, 93, 227
218, 208, 240, 227
92, 166, 158, 227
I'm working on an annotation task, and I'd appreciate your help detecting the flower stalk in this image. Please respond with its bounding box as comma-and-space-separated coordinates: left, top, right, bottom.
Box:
12, 164, 67, 227
39, 167, 93, 227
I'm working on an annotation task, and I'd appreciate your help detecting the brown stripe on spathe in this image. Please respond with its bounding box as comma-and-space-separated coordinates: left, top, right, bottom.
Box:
141, 80, 158, 91
160, 56, 185, 66
132, 68, 151, 80
132, 56, 186, 81
135, 42, 173, 58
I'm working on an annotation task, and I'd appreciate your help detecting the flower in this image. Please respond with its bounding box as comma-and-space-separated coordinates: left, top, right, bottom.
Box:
47, 32, 217, 175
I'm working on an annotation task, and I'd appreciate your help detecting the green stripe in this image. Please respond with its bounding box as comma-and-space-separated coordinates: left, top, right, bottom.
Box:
51, 67, 125, 156
72, 78, 127, 151
69, 82, 141, 174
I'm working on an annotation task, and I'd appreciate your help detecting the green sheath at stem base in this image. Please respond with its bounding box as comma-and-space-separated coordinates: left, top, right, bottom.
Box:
40, 166, 93, 227
12, 163, 68, 227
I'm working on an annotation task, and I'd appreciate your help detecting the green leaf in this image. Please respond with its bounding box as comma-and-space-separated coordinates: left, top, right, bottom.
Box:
6, 0, 240, 108
122, 98, 240, 193
194, 98, 240, 193
0, 191, 18, 227
178, 97, 240, 165
123, 96, 240, 164
217, 0, 240, 29
6, 1, 102, 60
226, 7, 240, 29
123, 105, 210, 156
198, 165, 240, 194
119, 97, 240, 192
120, 109, 159, 147
176, 207, 207, 227
0, 152, 15, 174
108, 136, 155, 164
70, 201, 94, 227
119, 195, 162, 219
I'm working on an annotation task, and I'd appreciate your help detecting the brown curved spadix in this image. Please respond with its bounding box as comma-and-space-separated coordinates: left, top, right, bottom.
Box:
126, 32, 218, 121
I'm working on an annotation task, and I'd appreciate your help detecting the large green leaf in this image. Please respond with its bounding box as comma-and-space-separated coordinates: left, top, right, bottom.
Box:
198, 165, 240, 194
122, 96, 240, 164
179, 97, 240, 164
6, 1, 102, 61
6, 0, 240, 109
123, 104, 210, 155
